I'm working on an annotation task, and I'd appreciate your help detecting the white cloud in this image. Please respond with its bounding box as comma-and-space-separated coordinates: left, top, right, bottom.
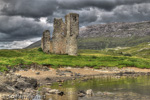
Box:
0, 37, 40, 49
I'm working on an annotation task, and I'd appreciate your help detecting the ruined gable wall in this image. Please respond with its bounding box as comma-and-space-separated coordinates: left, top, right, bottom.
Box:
52, 18, 67, 54
42, 30, 51, 53
41, 37, 43, 50
65, 13, 79, 55
65, 14, 70, 54
49, 40, 53, 53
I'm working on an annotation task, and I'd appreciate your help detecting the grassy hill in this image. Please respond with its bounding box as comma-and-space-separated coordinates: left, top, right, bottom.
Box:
1, 42, 150, 72
99, 42, 150, 59
78, 36, 150, 49
26, 21, 150, 49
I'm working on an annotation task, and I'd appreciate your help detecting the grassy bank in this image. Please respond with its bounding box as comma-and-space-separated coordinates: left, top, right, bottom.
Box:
99, 42, 150, 59
0, 44, 150, 72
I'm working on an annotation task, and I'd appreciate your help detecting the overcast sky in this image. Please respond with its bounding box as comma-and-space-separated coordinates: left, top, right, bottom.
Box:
0, 0, 150, 49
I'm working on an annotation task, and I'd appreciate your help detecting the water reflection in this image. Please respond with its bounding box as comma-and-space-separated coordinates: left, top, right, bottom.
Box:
45, 76, 150, 100
46, 88, 78, 100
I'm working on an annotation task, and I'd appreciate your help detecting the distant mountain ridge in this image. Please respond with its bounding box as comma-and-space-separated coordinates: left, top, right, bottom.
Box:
26, 21, 150, 49
79, 21, 150, 38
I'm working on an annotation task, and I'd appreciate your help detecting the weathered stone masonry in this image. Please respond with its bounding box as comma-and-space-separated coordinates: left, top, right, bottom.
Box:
41, 13, 79, 56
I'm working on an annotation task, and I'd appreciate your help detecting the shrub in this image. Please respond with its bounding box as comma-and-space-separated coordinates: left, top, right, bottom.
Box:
0, 66, 8, 72
123, 53, 132, 56
92, 56, 97, 59
93, 66, 100, 69
38, 47, 43, 52
10, 58, 25, 65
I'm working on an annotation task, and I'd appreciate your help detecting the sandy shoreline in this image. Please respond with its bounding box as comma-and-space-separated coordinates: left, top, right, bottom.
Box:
1, 67, 150, 100
15, 67, 150, 84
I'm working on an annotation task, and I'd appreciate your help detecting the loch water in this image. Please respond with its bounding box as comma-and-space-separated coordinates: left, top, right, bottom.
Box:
39, 75, 150, 100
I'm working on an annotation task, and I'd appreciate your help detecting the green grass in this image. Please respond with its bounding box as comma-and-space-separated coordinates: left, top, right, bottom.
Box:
0, 44, 150, 72
100, 42, 150, 59
78, 36, 150, 50
0, 65, 8, 72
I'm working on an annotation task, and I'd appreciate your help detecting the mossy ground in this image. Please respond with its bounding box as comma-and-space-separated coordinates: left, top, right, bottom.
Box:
0, 42, 150, 72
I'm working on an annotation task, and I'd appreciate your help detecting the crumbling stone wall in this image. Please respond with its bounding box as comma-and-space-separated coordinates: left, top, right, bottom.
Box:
41, 30, 50, 53
65, 13, 79, 55
53, 18, 67, 54
41, 13, 79, 56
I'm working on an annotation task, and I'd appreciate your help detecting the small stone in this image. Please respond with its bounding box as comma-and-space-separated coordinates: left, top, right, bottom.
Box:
75, 73, 81, 76
41, 87, 51, 93
9, 95, 15, 99
56, 80, 61, 82
24, 69, 28, 71
57, 91, 65, 96
46, 83, 52, 85
16, 75, 21, 78
86, 89, 93, 95
61, 80, 65, 82
45, 77, 51, 81
19, 91, 23, 95
48, 89, 59, 94
65, 73, 73, 77
59, 84, 62, 86
72, 78, 76, 80
78, 90, 86, 97
36, 72, 40, 75
78, 93, 86, 97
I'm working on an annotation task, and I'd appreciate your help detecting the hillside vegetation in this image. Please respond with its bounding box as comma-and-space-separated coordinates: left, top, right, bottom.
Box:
100, 42, 150, 58
1, 42, 150, 72
78, 36, 150, 49
26, 21, 150, 49
79, 21, 150, 49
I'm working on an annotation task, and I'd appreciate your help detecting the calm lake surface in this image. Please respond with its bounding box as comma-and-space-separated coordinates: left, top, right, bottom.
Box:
42, 76, 150, 100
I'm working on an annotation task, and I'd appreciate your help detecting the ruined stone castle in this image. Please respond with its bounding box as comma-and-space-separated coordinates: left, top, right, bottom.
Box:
41, 13, 79, 56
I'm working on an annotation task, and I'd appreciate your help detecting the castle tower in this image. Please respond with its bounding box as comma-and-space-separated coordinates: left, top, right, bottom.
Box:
65, 13, 79, 55
41, 13, 79, 56
41, 30, 51, 53
52, 18, 67, 54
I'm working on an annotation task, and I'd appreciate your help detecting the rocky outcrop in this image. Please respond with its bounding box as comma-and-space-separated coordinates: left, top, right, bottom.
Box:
79, 21, 150, 38
0, 73, 37, 94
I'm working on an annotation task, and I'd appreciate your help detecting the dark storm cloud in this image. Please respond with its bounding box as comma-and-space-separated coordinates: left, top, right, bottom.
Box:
1, 0, 58, 18
46, 8, 98, 27
1, 0, 150, 18
0, 16, 50, 41
57, 0, 150, 12
57, 0, 116, 11
0, 0, 150, 44
1, 0, 150, 26
99, 3, 150, 23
